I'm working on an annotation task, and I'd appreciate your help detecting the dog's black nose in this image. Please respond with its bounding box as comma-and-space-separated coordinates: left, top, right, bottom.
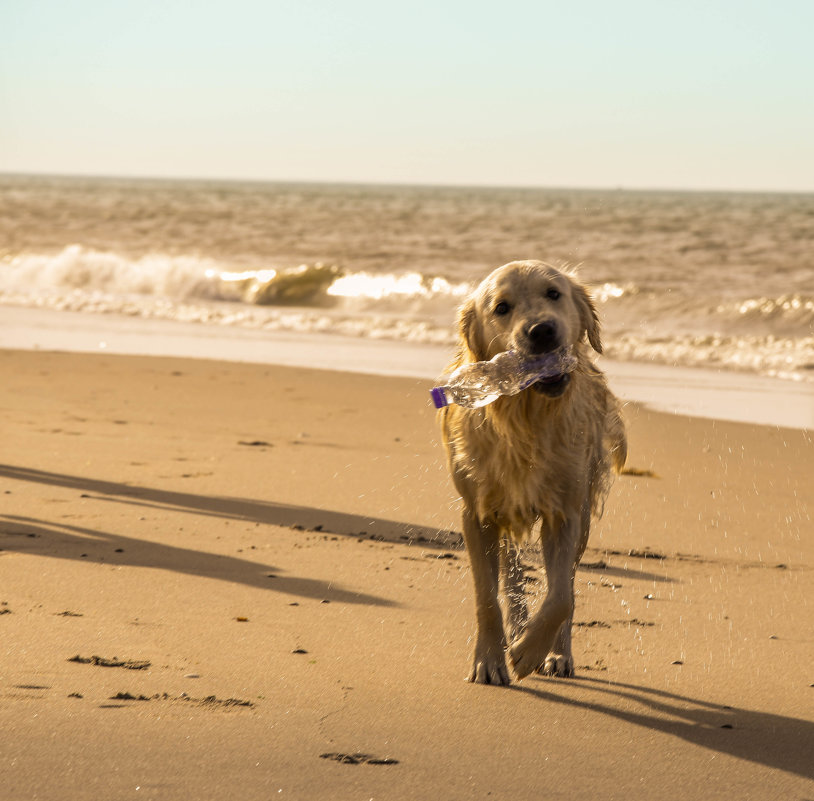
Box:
527, 321, 559, 353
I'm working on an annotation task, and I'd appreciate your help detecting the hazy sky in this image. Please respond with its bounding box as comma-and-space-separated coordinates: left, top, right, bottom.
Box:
2, 1, 812, 191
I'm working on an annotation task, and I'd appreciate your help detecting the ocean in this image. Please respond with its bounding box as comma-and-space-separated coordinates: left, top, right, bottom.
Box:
2, 173, 813, 383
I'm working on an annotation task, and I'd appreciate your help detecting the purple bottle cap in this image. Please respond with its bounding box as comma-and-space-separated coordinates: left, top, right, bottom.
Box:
430, 387, 448, 409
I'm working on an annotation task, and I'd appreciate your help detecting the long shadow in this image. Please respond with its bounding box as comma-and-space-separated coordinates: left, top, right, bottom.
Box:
0, 463, 457, 547
0, 514, 396, 606
512, 676, 813, 781
577, 562, 675, 584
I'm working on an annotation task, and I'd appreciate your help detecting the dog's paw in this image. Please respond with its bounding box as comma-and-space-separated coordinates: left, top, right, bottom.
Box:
468, 652, 511, 686
507, 637, 549, 681
537, 653, 575, 678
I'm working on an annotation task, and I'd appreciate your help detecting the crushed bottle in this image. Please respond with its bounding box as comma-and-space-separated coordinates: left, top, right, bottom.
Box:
430, 346, 577, 409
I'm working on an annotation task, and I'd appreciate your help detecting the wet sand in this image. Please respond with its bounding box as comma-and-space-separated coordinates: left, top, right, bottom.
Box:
1, 349, 812, 800
3, 304, 814, 428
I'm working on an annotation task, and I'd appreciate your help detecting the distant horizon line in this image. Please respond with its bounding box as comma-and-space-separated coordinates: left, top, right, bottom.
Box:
1, 168, 812, 197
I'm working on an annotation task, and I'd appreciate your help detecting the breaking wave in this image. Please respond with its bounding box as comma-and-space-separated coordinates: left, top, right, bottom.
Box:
1, 245, 812, 381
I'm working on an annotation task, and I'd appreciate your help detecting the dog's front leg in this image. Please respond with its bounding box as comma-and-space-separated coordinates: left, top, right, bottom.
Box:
508, 513, 581, 681
462, 509, 510, 685
539, 505, 591, 677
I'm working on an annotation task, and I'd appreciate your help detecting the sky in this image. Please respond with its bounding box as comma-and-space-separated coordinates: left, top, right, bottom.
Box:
2, 0, 813, 192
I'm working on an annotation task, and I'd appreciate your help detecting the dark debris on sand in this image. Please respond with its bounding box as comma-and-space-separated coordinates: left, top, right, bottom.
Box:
320, 752, 399, 766
68, 654, 151, 670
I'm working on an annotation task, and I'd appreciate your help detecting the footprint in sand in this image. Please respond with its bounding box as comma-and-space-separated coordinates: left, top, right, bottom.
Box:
320, 753, 399, 766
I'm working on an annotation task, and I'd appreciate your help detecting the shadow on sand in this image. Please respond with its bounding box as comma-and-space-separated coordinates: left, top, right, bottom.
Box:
514, 676, 814, 782
0, 463, 459, 606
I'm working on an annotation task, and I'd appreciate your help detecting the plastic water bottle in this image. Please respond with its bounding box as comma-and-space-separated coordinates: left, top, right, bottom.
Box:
430, 346, 577, 409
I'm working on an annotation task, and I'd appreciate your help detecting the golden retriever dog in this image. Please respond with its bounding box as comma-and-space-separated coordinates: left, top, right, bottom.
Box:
439, 260, 627, 685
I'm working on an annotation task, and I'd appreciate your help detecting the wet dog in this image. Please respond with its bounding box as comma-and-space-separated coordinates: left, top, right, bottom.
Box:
439, 261, 627, 684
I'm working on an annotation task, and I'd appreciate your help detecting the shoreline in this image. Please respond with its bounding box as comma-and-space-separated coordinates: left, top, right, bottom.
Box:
1, 304, 812, 429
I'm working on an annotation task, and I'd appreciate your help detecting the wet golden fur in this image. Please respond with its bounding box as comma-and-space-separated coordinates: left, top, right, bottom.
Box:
439, 260, 626, 684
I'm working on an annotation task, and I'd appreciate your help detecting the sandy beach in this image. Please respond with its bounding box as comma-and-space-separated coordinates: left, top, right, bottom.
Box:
1, 348, 812, 800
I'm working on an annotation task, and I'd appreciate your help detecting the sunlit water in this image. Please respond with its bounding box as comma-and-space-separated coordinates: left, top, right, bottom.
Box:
2, 174, 812, 382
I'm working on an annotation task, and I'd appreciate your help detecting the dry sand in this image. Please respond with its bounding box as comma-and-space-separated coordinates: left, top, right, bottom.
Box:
1, 349, 812, 800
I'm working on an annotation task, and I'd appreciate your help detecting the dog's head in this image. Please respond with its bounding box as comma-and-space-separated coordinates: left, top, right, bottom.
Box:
455, 261, 602, 398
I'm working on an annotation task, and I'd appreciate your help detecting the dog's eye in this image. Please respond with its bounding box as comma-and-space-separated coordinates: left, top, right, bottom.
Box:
494, 301, 511, 316
546, 288, 561, 301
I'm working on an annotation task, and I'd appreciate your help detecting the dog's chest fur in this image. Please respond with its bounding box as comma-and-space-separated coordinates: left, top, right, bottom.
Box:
443, 368, 611, 540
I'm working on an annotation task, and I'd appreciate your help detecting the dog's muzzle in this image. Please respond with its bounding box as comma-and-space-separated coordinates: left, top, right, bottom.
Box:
524, 321, 569, 395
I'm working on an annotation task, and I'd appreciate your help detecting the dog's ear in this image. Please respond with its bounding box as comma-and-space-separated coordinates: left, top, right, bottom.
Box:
456, 297, 487, 363
572, 281, 603, 354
